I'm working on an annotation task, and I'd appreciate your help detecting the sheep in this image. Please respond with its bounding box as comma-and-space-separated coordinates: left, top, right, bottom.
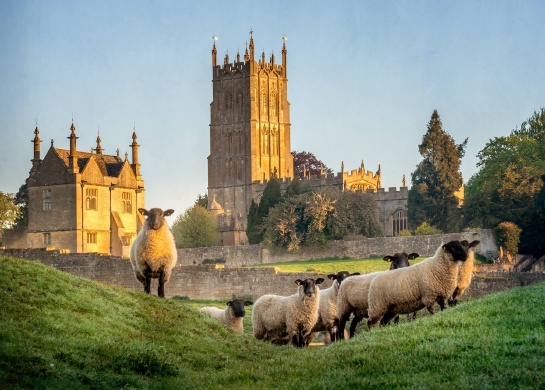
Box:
448, 240, 480, 306
367, 240, 470, 328
129, 207, 177, 298
384, 252, 420, 323
200, 299, 253, 334
252, 277, 324, 347
337, 252, 418, 339
311, 271, 360, 344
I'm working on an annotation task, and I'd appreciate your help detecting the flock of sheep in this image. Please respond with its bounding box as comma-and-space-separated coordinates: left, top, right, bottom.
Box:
129, 207, 480, 347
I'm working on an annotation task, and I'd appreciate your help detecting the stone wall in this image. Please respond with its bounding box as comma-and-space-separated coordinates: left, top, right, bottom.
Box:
178, 229, 498, 267
3, 244, 544, 302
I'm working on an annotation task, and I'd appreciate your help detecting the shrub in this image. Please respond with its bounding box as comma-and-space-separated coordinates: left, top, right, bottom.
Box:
398, 229, 412, 236
414, 222, 442, 235
494, 222, 522, 257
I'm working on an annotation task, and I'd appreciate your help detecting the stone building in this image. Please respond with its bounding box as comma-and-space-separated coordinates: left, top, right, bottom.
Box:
16, 122, 145, 256
207, 35, 407, 245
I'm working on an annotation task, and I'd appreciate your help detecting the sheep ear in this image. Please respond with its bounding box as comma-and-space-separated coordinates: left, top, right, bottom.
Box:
138, 208, 148, 216
351, 272, 361, 276
383, 256, 393, 262
245, 301, 253, 306
164, 209, 175, 216
327, 274, 336, 280
226, 301, 232, 306
315, 278, 325, 285
408, 253, 419, 260
470, 240, 480, 248
295, 279, 303, 286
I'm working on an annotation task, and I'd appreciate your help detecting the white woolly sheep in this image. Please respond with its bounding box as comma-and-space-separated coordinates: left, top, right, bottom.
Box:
367, 240, 470, 328
337, 252, 418, 339
129, 207, 177, 298
200, 299, 253, 334
311, 271, 360, 343
252, 277, 324, 347
449, 240, 480, 306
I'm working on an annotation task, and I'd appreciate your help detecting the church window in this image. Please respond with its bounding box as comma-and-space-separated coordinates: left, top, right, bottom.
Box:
86, 188, 98, 210
270, 91, 277, 117
121, 234, 134, 246
87, 232, 97, 244
42, 189, 51, 211
391, 209, 408, 236
261, 88, 267, 113
122, 192, 132, 213
43, 233, 51, 246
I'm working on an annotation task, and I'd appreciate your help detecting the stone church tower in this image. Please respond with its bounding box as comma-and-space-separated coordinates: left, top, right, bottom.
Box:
208, 34, 294, 245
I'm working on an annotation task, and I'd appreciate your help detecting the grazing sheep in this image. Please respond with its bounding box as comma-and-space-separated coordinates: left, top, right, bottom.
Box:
367, 240, 469, 328
384, 252, 420, 324
252, 278, 324, 347
449, 240, 480, 306
311, 271, 360, 343
337, 252, 418, 338
129, 207, 177, 298
200, 299, 253, 334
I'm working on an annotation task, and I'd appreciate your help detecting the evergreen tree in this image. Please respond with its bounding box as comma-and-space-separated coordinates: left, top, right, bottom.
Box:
194, 193, 208, 209
246, 174, 282, 244
408, 110, 467, 232
246, 200, 261, 245
13, 179, 28, 228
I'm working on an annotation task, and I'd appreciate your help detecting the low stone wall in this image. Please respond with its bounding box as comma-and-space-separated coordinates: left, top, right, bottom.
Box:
178, 229, 498, 267
3, 246, 544, 302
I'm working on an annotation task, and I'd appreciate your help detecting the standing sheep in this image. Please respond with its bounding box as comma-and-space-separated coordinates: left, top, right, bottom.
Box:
312, 271, 360, 344
367, 240, 469, 328
129, 207, 177, 298
449, 240, 480, 306
200, 299, 253, 334
252, 278, 324, 347
337, 252, 418, 339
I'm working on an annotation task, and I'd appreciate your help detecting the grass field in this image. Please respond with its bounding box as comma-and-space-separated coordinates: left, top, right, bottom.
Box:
1, 255, 543, 389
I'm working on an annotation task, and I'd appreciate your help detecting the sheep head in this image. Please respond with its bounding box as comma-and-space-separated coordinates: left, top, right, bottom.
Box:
383, 252, 420, 270
295, 278, 324, 297
443, 240, 469, 262
327, 271, 360, 285
138, 208, 175, 230
227, 299, 253, 318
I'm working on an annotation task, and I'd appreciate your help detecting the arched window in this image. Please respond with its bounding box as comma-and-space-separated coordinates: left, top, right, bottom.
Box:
391, 209, 408, 236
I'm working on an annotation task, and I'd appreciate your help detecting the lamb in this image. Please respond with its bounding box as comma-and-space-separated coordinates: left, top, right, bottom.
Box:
200, 299, 253, 334
367, 240, 470, 328
129, 207, 177, 298
337, 252, 418, 339
252, 277, 324, 347
311, 271, 360, 344
449, 240, 480, 306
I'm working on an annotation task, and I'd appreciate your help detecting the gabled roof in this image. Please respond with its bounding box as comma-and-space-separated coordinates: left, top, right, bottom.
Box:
53, 148, 126, 178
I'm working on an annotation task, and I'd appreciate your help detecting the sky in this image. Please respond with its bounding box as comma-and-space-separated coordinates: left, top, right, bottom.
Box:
1, 0, 544, 219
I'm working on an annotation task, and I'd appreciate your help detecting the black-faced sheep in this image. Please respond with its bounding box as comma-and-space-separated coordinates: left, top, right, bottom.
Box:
367, 240, 469, 328
200, 299, 253, 334
311, 271, 360, 343
252, 278, 324, 347
448, 240, 480, 306
337, 252, 418, 338
129, 208, 177, 298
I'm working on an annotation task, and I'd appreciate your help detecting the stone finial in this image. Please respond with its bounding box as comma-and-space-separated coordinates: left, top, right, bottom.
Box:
402, 174, 406, 188
95, 135, 104, 154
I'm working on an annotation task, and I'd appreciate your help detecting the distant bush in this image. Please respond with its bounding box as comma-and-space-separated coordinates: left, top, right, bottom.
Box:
495, 222, 522, 257
414, 222, 442, 236
398, 230, 412, 236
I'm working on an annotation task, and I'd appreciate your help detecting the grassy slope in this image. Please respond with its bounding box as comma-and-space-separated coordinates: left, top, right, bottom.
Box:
1, 255, 544, 389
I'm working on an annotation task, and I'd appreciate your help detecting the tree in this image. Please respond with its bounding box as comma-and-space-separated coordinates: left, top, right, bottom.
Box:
325, 191, 382, 239
408, 110, 467, 232
494, 222, 522, 263
13, 179, 29, 228
463, 108, 545, 254
194, 193, 208, 209
246, 174, 282, 244
292, 150, 333, 178
0, 192, 20, 230
171, 205, 220, 248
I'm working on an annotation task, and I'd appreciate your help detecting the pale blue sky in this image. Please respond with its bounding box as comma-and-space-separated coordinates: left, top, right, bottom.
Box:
1, 0, 544, 217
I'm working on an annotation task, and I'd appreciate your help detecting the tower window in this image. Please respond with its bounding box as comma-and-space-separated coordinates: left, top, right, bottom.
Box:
391, 209, 408, 236
87, 232, 97, 244
43, 232, 51, 246
122, 192, 132, 213
86, 188, 98, 210
43, 189, 51, 211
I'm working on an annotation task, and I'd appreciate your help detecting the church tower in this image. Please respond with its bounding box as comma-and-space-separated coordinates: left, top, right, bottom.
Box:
208, 34, 293, 245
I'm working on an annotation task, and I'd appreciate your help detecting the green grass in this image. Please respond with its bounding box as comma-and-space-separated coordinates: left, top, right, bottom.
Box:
1, 255, 544, 389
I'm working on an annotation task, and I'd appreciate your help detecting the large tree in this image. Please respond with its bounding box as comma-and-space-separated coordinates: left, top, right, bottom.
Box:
463, 108, 545, 255
408, 110, 467, 232
13, 179, 29, 228
325, 191, 382, 239
171, 205, 220, 248
246, 174, 282, 244
292, 150, 333, 178
0, 192, 20, 230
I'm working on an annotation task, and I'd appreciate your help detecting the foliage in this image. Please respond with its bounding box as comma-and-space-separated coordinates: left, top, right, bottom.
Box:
194, 193, 208, 209
0, 191, 20, 229
13, 179, 28, 228
408, 110, 467, 232
171, 205, 220, 248
464, 108, 545, 256
292, 150, 333, 178
246, 174, 282, 244
325, 191, 382, 239
398, 229, 412, 236
262, 192, 335, 251
2, 255, 545, 389
494, 222, 522, 257
414, 221, 443, 236
282, 175, 309, 199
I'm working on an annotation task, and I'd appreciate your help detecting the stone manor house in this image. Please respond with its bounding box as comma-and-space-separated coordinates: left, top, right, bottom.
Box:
207, 35, 412, 245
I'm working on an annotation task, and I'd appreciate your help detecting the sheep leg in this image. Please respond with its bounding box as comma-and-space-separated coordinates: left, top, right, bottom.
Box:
349, 314, 363, 337
158, 269, 165, 298
144, 268, 152, 294
338, 312, 351, 340
380, 311, 397, 326
438, 298, 447, 311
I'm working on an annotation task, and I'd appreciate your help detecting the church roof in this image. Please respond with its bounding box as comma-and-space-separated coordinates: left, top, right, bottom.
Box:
53, 148, 125, 178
